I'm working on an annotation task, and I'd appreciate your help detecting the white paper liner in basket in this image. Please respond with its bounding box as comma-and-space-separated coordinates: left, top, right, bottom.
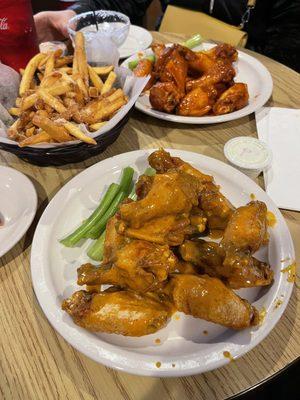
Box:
0, 64, 149, 149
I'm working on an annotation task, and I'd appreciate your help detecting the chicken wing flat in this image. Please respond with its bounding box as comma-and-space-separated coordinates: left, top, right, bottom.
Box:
149, 82, 182, 113
179, 240, 273, 289
166, 274, 258, 329
133, 58, 155, 91
199, 182, 235, 230
213, 83, 249, 115
201, 43, 238, 63
148, 148, 213, 183
195, 59, 236, 88
119, 171, 202, 228
62, 289, 172, 336
159, 47, 187, 95
117, 214, 197, 246
177, 45, 215, 74
78, 239, 178, 292
222, 250, 274, 289
222, 201, 268, 253
177, 87, 211, 117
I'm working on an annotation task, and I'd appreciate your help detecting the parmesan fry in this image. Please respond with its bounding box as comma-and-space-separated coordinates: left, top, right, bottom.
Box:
32, 115, 72, 142
40, 72, 62, 88
101, 71, 117, 94
21, 81, 72, 111
88, 65, 103, 90
44, 52, 55, 76
88, 87, 99, 98
25, 126, 35, 137
89, 121, 107, 131
63, 121, 97, 144
38, 89, 67, 114
19, 53, 46, 96
59, 67, 73, 75
93, 66, 114, 75
76, 77, 88, 98
9, 107, 21, 117
74, 32, 89, 86
55, 56, 73, 68
19, 130, 51, 147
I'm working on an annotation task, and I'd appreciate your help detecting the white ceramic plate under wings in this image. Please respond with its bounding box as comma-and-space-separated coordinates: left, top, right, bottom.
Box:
122, 43, 273, 124
0, 166, 37, 258
31, 150, 294, 377
119, 25, 152, 59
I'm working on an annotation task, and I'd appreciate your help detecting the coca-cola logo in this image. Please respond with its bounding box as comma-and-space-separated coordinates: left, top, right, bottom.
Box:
0, 17, 9, 30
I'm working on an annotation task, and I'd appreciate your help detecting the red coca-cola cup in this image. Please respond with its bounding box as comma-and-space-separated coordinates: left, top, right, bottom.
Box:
0, 0, 39, 72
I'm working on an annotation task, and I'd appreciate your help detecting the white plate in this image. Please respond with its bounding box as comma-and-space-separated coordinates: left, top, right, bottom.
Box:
119, 25, 152, 59
31, 150, 294, 377
0, 166, 37, 258
122, 43, 273, 124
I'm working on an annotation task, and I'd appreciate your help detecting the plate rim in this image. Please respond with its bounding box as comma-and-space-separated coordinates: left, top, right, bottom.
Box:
0, 166, 37, 258
119, 25, 153, 59
121, 43, 273, 124
30, 149, 294, 377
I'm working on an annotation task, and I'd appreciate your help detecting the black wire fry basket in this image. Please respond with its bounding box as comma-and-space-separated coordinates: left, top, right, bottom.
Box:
0, 110, 131, 166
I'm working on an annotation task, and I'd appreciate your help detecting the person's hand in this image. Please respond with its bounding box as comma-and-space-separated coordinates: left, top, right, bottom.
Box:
34, 10, 76, 44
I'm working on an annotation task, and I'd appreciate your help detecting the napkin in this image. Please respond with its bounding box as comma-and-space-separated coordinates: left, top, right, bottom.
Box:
255, 107, 300, 211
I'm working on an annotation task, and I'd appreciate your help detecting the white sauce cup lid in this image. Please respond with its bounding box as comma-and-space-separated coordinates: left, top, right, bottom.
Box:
224, 136, 272, 170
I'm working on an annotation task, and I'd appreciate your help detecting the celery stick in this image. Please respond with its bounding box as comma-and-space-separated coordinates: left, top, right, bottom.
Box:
87, 191, 127, 239
60, 183, 119, 247
87, 230, 106, 261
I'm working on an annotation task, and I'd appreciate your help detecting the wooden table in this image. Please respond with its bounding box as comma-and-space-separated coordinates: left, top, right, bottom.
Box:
0, 32, 299, 400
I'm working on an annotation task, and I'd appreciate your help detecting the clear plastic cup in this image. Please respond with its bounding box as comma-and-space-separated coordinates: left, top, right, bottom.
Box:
67, 10, 130, 48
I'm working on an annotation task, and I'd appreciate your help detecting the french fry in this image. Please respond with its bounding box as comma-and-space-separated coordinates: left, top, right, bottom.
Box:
74, 32, 89, 86
55, 56, 73, 68
88, 87, 99, 98
101, 71, 117, 95
15, 98, 22, 107
19, 53, 46, 96
19, 130, 51, 147
19, 68, 25, 76
25, 126, 35, 137
9, 107, 21, 117
88, 65, 103, 90
65, 91, 76, 99
32, 114, 72, 142
7, 119, 20, 139
21, 81, 72, 111
59, 67, 73, 75
40, 71, 62, 88
89, 121, 107, 131
38, 89, 67, 114
76, 77, 89, 98
38, 53, 50, 69
100, 96, 126, 120
63, 121, 96, 145
44, 52, 55, 76
93, 66, 114, 75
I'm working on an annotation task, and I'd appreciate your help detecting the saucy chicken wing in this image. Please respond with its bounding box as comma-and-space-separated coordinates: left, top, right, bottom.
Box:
78, 239, 178, 292
199, 182, 235, 230
201, 43, 238, 63
222, 201, 268, 253
117, 214, 197, 246
165, 274, 258, 329
62, 289, 172, 336
177, 87, 211, 116
213, 83, 249, 115
179, 240, 273, 289
148, 148, 213, 183
119, 171, 202, 228
149, 82, 182, 113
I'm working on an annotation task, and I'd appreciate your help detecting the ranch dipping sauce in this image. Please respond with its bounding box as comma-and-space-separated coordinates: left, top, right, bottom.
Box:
224, 136, 272, 178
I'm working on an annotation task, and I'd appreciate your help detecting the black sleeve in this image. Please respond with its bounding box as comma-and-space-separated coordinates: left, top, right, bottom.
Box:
69, 0, 153, 26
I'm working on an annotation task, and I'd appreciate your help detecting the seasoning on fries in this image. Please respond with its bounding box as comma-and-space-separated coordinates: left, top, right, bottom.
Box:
8, 31, 127, 147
